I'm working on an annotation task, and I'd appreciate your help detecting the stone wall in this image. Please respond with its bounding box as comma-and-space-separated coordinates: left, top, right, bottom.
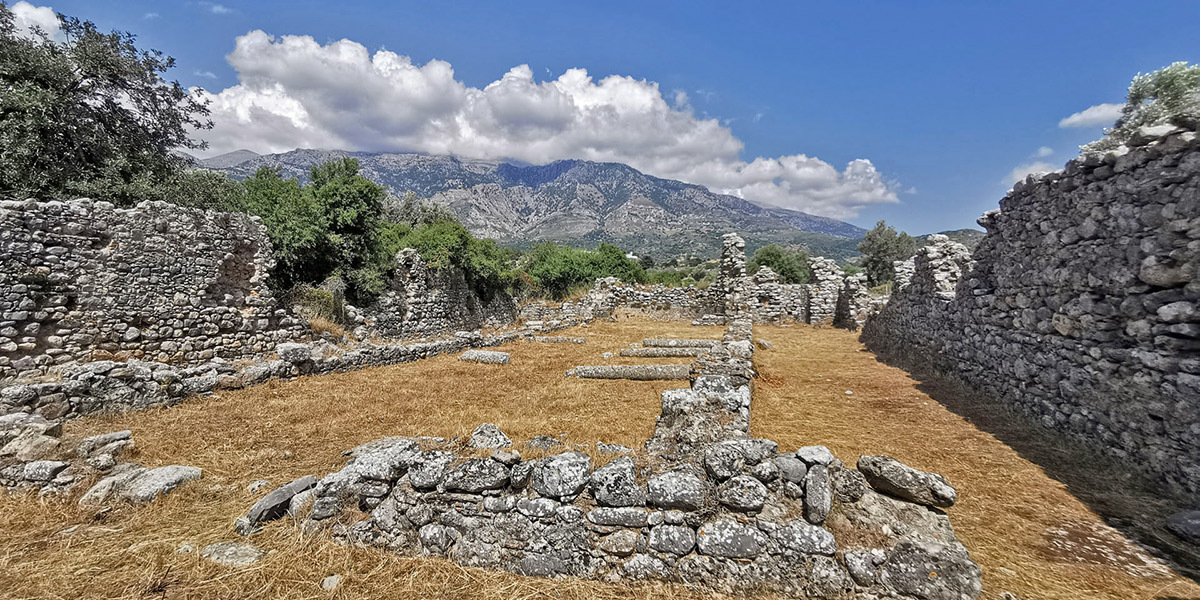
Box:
362, 248, 517, 339
0, 199, 304, 382
286, 317, 982, 599
863, 125, 1200, 493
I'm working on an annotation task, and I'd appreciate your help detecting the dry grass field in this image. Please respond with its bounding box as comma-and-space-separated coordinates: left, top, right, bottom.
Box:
0, 318, 1197, 600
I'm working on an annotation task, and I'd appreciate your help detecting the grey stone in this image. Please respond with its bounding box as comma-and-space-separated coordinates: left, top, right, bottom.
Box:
320, 574, 341, 591
517, 553, 566, 577
1166, 510, 1200, 545
275, 343, 312, 364
858, 455, 957, 508
459, 349, 510, 365
803, 464, 832, 524
418, 523, 457, 553
621, 553, 670, 580
442, 458, 509, 493
845, 549, 886, 586
716, 475, 768, 512
598, 529, 639, 557
468, 423, 512, 449
696, 519, 764, 559
22, 460, 69, 482
246, 475, 318, 525
589, 456, 644, 507
648, 524, 696, 554
879, 539, 983, 600
76, 430, 131, 457
796, 445, 837, 466
201, 541, 265, 567
647, 469, 706, 511
531, 451, 592, 499
774, 456, 808, 483
517, 497, 559, 518
408, 451, 455, 489
772, 520, 836, 556
122, 466, 202, 503
587, 507, 649, 527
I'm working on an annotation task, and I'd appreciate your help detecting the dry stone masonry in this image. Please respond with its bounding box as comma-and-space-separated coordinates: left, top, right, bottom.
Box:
863, 124, 1200, 494
260, 239, 983, 599
0, 199, 303, 381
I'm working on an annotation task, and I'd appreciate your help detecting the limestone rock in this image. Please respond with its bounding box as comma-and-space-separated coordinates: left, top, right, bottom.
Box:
531, 452, 592, 499
696, 519, 764, 559
716, 475, 768, 512
589, 457, 644, 507
467, 423, 512, 449
879, 538, 982, 600
202, 541, 265, 567
648, 469, 706, 511
858, 455, 957, 508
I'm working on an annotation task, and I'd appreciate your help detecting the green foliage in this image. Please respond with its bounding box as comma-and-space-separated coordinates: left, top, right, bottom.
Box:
638, 255, 656, 270
395, 220, 514, 300
152, 169, 247, 211
241, 167, 328, 290
747, 244, 810, 284
525, 242, 646, 300
841, 264, 863, 276
0, 3, 211, 203
857, 220, 918, 287
1085, 62, 1200, 153
646, 269, 685, 286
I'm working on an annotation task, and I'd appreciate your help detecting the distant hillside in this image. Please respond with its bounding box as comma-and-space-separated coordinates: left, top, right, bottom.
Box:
205, 149, 867, 259
922, 228, 986, 251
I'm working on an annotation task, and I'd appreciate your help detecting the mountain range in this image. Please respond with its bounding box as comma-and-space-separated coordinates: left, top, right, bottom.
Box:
200, 149, 975, 261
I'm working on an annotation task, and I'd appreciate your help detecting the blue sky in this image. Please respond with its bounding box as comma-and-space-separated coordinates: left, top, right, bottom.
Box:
21, 1, 1200, 234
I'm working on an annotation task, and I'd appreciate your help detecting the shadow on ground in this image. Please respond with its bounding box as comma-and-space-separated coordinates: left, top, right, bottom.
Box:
866, 348, 1200, 585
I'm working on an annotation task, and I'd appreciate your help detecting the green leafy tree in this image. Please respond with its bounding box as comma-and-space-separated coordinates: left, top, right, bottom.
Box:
0, 3, 211, 203
395, 220, 513, 300
857, 220, 918, 286
242, 167, 327, 289
152, 169, 246, 211
748, 244, 810, 283
1084, 62, 1200, 153
524, 242, 646, 299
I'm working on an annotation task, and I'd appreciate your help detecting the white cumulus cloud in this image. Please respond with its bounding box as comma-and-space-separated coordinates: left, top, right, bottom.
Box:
10, 1, 64, 42
195, 31, 898, 219
1034, 146, 1053, 157
1059, 103, 1123, 128
1008, 161, 1055, 185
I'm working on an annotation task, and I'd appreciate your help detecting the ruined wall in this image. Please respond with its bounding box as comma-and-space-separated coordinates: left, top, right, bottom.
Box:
0, 199, 303, 382
570, 236, 876, 329
363, 248, 516, 339
863, 126, 1200, 493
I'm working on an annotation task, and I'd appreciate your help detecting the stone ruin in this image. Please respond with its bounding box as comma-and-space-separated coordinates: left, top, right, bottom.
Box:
227, 236, 983, 600
863, 123, 1200, 495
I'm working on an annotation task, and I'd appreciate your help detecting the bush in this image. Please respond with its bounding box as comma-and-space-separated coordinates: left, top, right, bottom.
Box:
395, 220, 514, 300
858, 220, 918, 286
525, 242, 646, 300
1084, 62, 1200, 153
748, 244, 809, 283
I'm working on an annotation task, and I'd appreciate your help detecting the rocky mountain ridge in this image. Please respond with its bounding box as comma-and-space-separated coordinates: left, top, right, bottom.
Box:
205, 149, 867, 258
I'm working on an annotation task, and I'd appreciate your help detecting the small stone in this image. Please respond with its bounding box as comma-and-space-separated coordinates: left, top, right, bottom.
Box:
201, 541, 265, 567
320, 574, 341, 591
589, 456, 644, 507
796, 446, 837, 466
803, 465, 832, 525
468, 423, 512, 449
458, 349, 510, 365
648, 524, 696, 555
599, 529, 639, 557
696, 518, 764, 559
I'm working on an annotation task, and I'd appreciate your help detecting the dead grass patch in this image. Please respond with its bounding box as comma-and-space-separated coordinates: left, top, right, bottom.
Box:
751, 324, 1200, 600
1, 320, 1198, 600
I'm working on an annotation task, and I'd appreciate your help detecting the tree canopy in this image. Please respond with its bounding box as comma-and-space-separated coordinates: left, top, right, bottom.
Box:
857, 220, 918, 286
747, 244, 810, 284
0, 3, 211, 203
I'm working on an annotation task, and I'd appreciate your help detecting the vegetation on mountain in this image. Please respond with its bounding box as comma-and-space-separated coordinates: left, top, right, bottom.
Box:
858, 220, 919, 286
0, 3, 211, 203
1084, 61, 1200, 153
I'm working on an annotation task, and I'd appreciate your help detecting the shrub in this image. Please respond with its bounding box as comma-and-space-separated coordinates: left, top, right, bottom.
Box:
395, 220, 514, 300
748, 244, 810, 283
1084, 62, 1200, 153
524, 242, 646, 300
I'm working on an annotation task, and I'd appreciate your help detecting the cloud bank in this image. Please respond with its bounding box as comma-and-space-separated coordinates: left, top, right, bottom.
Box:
195, 31, 898, 218
10, 1, 64, 42
1059, 103, 1122, 128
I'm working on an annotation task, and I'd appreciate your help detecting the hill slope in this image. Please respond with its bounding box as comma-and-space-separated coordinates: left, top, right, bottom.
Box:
206, 149, 867, 259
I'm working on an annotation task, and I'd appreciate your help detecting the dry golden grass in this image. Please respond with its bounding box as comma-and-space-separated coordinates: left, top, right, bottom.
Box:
306, 316, 347, 340
752, 324, 1200, 600
1, 318, 1197, 600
